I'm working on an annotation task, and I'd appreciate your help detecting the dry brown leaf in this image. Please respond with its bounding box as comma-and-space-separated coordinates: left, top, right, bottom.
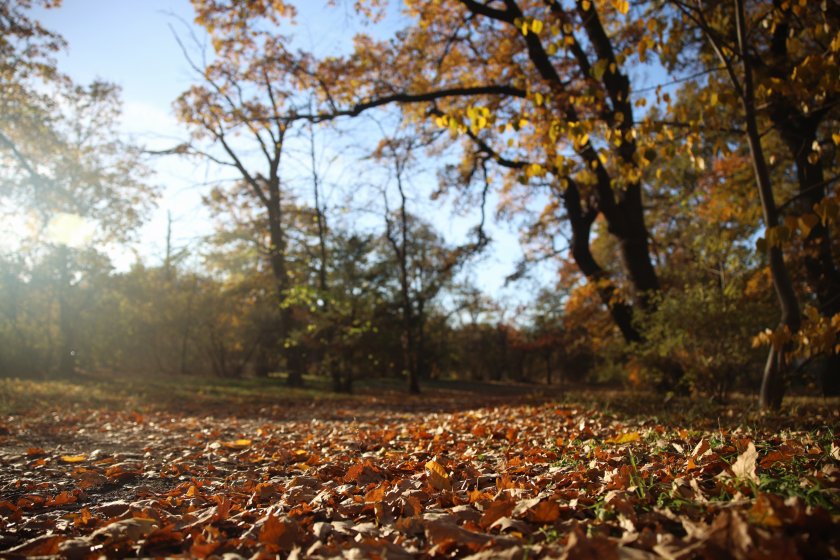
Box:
560, 527, 619, 560
528, 499, 561, 523
90, 517, 158, 543
479, 498, 514, 529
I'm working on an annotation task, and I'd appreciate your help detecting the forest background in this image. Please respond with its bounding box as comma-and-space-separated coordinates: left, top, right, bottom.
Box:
2, 0, 839, 409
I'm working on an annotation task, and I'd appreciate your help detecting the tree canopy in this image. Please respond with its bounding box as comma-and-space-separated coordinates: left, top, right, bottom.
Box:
1, 0, 838, 409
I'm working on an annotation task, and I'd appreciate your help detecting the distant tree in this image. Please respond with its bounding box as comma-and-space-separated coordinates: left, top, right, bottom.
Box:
174, 19, 322, 385
1, 2, 155, 377
372, 129, 471, 393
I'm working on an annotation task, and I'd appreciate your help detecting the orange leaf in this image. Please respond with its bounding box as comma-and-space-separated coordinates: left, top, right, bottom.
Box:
425, 459, 452, 491
259, 514, 287, 545
48, 491, 77, 506
528, 499, 561, 523
60, 454, 87, 463
258, 515, 300, 551
73, 507, 94, 528
468, 488, 493, 503
344, 461, 384, 485
364, 482, 388, 503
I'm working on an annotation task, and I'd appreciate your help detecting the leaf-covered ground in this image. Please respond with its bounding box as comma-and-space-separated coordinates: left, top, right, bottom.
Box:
0, 376, 839, 559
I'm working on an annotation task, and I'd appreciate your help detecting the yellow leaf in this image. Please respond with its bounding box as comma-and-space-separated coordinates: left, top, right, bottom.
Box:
615, 0, 630, 14
592, 59, 609, 81
832, 133, 840, 145
605, 432, 641, 444
61, 454, 87, 463
224, 439, 252, 449
582, 0, 591, 11
531, 19, 544, 35
425, 459, 452, 491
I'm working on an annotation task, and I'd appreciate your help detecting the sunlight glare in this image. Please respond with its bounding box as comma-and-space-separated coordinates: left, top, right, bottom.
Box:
44, 212, 96, 248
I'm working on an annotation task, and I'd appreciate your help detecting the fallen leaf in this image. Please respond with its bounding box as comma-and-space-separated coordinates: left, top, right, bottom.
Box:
259, 514, 301, 551
90, 517, 158, 543
4, 535, 65, 556
479, 498, 514, 529
605, 432, 641, 444
730, 441, 760, 483
223, 438, 252, 449
527, 499, 561, 523
60, 454, 87, 463
691, 438, 711, 459
345, 460, 384, 485
560, 527, 619, 560
47, 491, 77, 506
424, 459, 452, 491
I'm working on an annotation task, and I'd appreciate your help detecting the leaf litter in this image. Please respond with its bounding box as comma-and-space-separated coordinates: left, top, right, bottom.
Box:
0, 390, 838, 559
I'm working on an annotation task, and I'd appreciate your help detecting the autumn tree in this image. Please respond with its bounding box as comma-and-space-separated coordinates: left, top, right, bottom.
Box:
1, 2, 155, 376
187, 0, 669, 346
175, 9, 320, 385
381, 160, 462, 391
313, 0, 672, 340
665, 0, 840, 406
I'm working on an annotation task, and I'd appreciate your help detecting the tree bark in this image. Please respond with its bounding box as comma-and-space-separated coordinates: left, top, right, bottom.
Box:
563, 179, 642, 342
731, 0, 801, 409
764, 7, 840, 394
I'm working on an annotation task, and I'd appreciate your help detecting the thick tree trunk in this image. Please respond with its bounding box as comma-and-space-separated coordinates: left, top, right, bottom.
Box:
281, 305, 305, 387
769, 110, 840, 394
731, 0, 801, 409
563, 179, 642, 342
507, 0, 661, 310
764, 2, 840, 394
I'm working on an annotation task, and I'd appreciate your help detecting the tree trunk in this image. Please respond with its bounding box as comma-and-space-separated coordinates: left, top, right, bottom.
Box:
769, 109, 840, 395
764, 2, 840, 395
732, 0, 801, 409
545, 349, 552, 385
563, 179, 642, 342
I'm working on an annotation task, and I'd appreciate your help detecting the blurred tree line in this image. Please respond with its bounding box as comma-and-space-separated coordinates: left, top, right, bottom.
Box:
0, 220, 589, 390
1, 0, 839, 406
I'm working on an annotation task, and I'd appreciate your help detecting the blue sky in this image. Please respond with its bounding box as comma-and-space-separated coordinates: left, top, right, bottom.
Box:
30, 1, 544, 307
